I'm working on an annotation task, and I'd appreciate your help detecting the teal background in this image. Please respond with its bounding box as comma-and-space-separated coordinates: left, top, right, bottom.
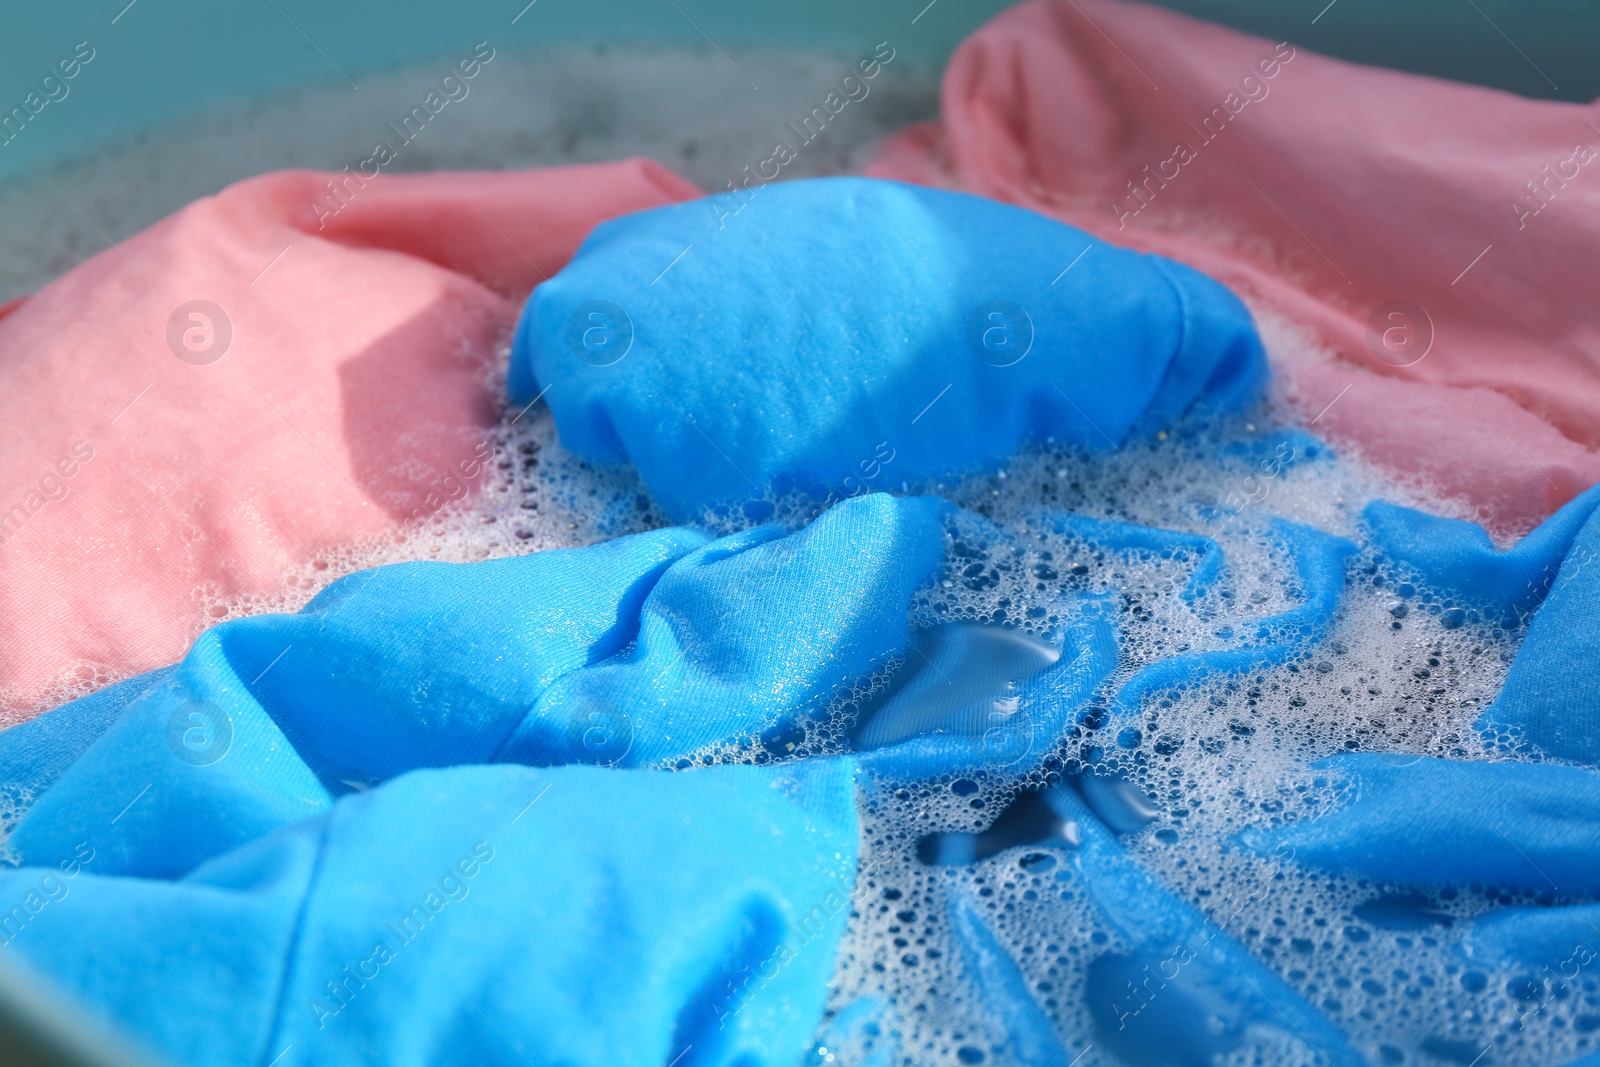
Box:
0, 0, 1595, 188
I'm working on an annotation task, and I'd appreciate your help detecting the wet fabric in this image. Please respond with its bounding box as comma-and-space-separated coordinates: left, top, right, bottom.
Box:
1246, 755, 1600, 896
1, 760, 858, 1067
0, 160, 700, 721
509, 176, 1267, 520
866, 0, 1600, 533
1238, 485, 1600, 1037
0, 494, 941, 1066
6, 455, 1600, 1063
6, 494, 941, 880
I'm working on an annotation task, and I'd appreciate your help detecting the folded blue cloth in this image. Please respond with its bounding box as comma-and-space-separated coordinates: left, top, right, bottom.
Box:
0, 496, 952, 1066
1363, 487, 1600, 623
510, 177, 1267, 519
1478, 486, 1600, 762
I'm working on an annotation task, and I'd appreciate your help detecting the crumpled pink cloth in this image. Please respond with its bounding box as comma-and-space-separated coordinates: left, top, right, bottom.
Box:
0, 160, 698, 720
867, 0, 1600, 534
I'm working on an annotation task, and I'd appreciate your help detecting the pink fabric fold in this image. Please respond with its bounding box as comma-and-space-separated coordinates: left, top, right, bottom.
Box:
0, 160, 699, 719
867, 0, 1600, 533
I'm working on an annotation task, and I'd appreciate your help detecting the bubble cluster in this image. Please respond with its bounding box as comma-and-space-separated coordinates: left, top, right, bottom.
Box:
806, 416, 1586, 1065
4, 337, 1575, 1064
17, 370, 1572, 1062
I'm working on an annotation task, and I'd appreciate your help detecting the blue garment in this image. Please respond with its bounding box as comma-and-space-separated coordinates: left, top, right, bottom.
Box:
7, 494, 940, 881
510, 177, 1267, 519
0, 495, 945, 1067
0, 760, 857, 1067
949, 894, 1080, 1067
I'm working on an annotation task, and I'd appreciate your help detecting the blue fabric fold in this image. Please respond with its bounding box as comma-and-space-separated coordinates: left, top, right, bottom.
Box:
1243, 754, 1600, 895
0, 760, 858, 1067
1364, 484, 1600, 623
948, 895, 1077, 1067
1478, 488, 1600, 763
1366, 483, 1600, 762
510, 177, 1267, 519
1057, 784, 1365, 1067
1241, 751, 1600, 1047
1045, 513, 1227, 612
0, 493, 940, 1065
499, 493, 946, 767
6, 494, 940, 880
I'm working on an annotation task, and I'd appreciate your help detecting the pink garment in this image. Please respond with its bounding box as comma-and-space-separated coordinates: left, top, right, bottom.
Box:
0, 160, 699, 720
867, 0, 1600, 533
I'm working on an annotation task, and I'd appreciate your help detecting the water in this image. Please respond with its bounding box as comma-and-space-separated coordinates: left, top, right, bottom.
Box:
852, 624, 1062, 753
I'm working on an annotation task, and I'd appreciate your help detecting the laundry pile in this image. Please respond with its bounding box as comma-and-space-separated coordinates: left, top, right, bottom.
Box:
1, 2, 1598, 1065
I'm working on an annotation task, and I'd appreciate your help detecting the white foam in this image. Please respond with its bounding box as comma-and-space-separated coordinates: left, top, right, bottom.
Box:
818, 414, 1561, 1066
